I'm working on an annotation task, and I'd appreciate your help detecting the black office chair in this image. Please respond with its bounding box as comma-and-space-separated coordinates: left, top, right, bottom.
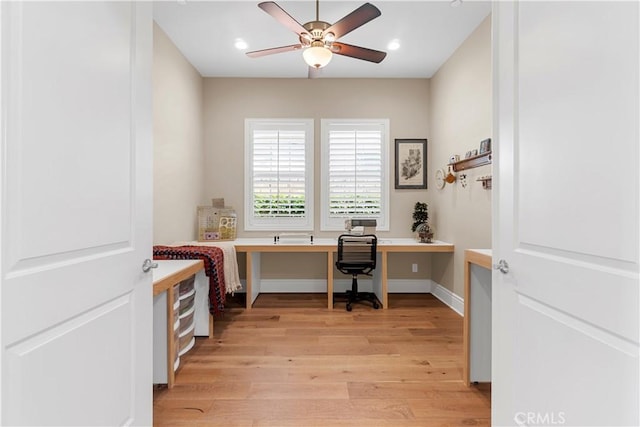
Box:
335, 234, 379, 311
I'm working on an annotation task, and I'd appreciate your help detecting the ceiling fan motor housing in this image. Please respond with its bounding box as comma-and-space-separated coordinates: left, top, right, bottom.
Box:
301, 21, 334, 48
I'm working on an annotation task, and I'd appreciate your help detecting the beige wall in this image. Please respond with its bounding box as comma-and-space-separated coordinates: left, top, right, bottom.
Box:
428, 16, 492, 297
152, 18, 492, 286
153, 23, 206, 244
203, 78, 433, 279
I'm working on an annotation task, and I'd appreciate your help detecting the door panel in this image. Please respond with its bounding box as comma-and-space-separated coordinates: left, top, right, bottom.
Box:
516, 2, 638, 262
493, 2, 639, 426
6, 297, 132, 426
1, 2, 153, 425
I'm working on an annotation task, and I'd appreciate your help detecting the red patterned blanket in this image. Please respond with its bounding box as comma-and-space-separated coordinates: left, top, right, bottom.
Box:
153, 245, 226, 316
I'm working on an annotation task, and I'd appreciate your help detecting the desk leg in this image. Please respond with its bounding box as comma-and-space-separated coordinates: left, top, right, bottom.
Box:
245, 252, 252, 309
381, 251, 388, 309
463, 259, 471, 386
166, 285, 176, 389
246, 252, 261, 309
327, 251, 334, 310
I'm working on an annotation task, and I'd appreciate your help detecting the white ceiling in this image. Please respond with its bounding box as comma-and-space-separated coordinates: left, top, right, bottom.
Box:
153, 0, 492, 79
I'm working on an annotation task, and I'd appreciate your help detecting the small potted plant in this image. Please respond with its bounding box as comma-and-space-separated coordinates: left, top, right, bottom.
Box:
411, 202, 434, 243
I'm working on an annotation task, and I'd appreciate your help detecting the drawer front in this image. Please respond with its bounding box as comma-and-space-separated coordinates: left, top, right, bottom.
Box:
178, 324, 195, 355
179, 293, 195, 316
179, 307, 195, 334
178, 275, 195, 297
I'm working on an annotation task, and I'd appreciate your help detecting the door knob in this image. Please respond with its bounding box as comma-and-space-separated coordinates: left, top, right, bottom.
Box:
142, 258, 158, 273
493, 259, 509, 274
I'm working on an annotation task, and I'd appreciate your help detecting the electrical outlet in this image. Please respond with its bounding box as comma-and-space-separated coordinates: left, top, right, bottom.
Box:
412, 263, 418, 273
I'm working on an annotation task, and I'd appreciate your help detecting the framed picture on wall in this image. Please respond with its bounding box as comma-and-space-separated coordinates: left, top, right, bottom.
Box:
395, 139, 427, 189
479, 138, 492, 154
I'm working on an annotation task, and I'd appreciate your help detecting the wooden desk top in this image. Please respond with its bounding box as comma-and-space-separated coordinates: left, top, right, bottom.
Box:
152, 259, 204, 296
181, 238, 455, 253
464, 249, 492, 269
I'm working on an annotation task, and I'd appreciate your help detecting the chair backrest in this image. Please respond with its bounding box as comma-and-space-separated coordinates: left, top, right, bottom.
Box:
336, 234, 377, 275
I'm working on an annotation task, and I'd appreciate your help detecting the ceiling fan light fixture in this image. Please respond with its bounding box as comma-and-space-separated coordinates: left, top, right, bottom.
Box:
303, 45, 332, 68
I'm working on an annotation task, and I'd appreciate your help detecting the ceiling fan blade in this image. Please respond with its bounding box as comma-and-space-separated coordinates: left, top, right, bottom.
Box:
325, 3, 381, 39
246, 44, 303, 58
258, 2, 310, 38
332, 42, 387, 63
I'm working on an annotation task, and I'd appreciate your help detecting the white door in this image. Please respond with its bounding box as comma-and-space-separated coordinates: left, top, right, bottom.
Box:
1, 2, 153, 425
492, 2, 639, 426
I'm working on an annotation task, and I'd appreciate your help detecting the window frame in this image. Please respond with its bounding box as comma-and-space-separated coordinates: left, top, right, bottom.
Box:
320, 118, 390, 231
244, 118, 314, 231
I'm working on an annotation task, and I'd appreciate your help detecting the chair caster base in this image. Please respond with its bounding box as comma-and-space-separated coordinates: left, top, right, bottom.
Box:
344, 290, 380, 311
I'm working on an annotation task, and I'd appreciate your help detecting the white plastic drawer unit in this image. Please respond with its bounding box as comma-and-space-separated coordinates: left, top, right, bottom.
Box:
179, 306, 195, 331
152, 259, 205, 388
178, 323, 196, 356
179, 288, 196, 316
179, 275, 195, 296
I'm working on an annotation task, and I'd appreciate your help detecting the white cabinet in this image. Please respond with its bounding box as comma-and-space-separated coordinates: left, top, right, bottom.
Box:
193, 270, 213, 336
463, 249, 492, 386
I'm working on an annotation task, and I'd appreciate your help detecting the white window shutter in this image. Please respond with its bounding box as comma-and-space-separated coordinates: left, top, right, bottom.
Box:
245, 119, 314, 231
321, 119, 389, 231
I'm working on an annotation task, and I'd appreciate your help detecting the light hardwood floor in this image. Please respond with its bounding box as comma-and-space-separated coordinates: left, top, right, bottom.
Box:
153, 293, 491, 426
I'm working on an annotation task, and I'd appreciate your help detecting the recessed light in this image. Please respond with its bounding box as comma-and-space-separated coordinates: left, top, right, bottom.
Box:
234, 39, 248, 50
450, 0, 463, 7
387, 39, 400, 51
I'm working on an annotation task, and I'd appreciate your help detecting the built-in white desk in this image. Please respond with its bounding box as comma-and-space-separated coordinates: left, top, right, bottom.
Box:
233, 238, 454, 310
463, 249, 492, 386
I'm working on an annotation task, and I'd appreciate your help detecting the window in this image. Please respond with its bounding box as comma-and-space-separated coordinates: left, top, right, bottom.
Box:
321, 119, 389, 231
244, 119, 314, 231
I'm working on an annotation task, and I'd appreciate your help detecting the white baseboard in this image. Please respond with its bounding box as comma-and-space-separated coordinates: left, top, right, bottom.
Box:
387, 279, 433, 293
430, 281, 464, 316
237, 278, 464, 317
257, 279, 433, 294
258, 279, 328, 293
333, 279, 373, 293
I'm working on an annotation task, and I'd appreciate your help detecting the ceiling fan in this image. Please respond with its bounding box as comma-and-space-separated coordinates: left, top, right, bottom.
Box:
246, 0, 387, 75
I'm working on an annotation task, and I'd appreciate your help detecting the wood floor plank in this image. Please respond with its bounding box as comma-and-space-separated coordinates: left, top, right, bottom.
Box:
347, 381, 490, 401
253, 418, 490, 427
153, 383, 252, 401
154, 419, 254, 427
265, 343, 400, 357
407, 397, 491, 418
153, 294, 491, 426
284, 327, 415, 337
175, 367, 289, 384
285, 366, 463, 383
205, 398, 415, 420
247, 382, 350, 399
